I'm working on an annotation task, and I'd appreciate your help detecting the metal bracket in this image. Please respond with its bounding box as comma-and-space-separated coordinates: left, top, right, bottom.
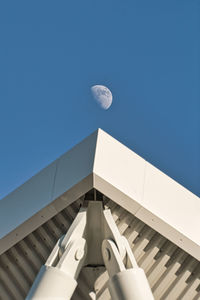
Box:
26, 200, 154, 300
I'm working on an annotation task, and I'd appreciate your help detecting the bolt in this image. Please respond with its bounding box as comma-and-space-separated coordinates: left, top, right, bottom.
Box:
75, 248, 84, 261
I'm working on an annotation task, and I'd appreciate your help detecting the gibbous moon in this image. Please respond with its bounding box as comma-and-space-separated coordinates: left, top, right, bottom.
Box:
91, 85, 113, 110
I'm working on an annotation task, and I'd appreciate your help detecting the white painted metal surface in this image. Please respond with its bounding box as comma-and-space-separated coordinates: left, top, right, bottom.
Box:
1, 197, 200, 300
93, 129, 200, 260
26, 201, 154, 299
0, 129, 199, 260
0, 128, 200, 299
102, 238, 154, 300
0, 130, 97, 241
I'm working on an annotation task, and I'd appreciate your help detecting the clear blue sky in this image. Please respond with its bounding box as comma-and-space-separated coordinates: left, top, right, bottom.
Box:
0, 0, 199, 198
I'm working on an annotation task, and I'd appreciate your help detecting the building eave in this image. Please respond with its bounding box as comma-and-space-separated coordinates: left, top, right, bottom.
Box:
0, 128, 199, 261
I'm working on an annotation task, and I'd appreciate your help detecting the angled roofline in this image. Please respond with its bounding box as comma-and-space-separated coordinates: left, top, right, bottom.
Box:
0, 129, 199, 260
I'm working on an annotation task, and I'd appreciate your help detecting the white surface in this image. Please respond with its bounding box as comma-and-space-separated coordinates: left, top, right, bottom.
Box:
26, 266, 77, 300
108, 269, 154, 300
94, 129, 146, 204
2, 200, 200, 300
0, 130, 97, 240
0, 128, 199, 261
52, 130, 97, 200
0, 161, 57, 239
93, 130, 200, 260
142, 162, 200, 244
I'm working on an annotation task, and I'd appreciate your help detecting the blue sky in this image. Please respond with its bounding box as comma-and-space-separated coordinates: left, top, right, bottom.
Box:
0, 0, 199, 198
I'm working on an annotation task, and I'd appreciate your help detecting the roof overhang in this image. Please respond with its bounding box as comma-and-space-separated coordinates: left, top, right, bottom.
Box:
0, 129, 199, 260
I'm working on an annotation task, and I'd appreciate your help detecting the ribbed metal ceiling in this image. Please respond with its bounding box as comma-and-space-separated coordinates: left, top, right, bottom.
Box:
0, 194, 200, 300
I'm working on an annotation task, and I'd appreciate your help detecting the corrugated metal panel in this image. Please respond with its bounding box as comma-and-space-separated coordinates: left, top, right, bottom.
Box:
0, 196, 200, 300
106, 200, 200, 300
0, 199, 82, 300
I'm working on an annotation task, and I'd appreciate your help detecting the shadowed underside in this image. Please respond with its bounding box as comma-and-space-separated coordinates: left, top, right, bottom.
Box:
0, 191, 200, 300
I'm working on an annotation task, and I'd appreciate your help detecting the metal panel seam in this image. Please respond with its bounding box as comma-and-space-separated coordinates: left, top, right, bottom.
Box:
50, 157, 60, 204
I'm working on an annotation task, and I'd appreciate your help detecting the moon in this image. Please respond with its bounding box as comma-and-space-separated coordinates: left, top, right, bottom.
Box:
91, 85, 113, 110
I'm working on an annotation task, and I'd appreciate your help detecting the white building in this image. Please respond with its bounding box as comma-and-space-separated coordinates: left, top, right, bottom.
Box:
0, 129, 199, 299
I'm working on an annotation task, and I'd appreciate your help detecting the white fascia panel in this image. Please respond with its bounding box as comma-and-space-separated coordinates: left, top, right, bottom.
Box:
0, 175, 93, 255
93, 129, 200, 260
0, 130, 98, 241
93, 174, 141, 215
93, 129, 146, 205
52, 130, 97, 200
0, 161, 57, 239
139, 162, 200, 246
1, 128, 199, 260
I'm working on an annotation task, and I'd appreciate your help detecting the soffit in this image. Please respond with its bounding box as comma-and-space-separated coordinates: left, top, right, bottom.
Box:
0, 194, 200, 300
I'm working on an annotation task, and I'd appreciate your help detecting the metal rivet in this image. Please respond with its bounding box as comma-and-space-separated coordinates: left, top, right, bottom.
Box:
75, 248, 84, 261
